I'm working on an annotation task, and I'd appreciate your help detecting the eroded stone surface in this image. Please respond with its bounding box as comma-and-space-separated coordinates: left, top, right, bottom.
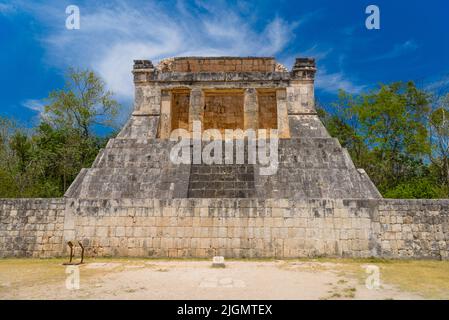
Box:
0, 57, 447, 259
66, 56, 380, 200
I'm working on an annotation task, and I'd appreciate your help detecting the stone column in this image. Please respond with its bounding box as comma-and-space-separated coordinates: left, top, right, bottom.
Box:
132, 60, 161, 116
159, 90, 172, 139
244, 88, 258, 130
189, 87, 204, 131
276, 89, 290, 138
133, 85, 161, 115
287, 58, 316, 115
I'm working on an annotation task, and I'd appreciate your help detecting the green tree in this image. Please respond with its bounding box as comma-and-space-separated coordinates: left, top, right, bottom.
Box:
322, 81, 437, 198
39, 68, 119, 194
428, 93, 449, 187
44, 68, 119, 138
0, 118, 42, 197
317, 101, 369, 169
383, 177, 442, 199
0, 68, 119, 198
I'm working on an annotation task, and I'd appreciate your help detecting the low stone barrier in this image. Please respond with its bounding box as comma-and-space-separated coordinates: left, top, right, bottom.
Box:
0, 199, 65, 258
374, 199, 449, 259
64, 198, 375, 258
1, 198, 448, 259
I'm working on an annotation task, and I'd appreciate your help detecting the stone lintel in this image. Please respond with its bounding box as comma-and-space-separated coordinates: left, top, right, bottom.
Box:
134, 72, 291, 84
157, 56, 277, 73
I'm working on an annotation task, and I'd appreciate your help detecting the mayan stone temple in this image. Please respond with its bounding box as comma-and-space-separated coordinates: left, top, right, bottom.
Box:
1, 57, 448, 259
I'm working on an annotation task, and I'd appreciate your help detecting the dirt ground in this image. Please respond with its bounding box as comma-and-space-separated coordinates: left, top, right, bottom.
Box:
1, 258, 448, 300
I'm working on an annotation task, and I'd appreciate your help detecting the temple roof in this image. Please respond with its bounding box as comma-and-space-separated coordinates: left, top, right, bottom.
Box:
155, 56, 288, 73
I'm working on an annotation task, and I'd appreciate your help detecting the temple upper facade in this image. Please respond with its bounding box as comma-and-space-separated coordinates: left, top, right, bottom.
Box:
129, 56, 317, 139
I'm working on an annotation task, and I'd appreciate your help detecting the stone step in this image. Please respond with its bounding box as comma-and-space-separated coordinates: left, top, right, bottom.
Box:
188, 164, 256, 198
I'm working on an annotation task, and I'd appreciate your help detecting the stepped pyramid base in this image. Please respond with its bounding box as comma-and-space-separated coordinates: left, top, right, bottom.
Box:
4, 57, 448, 261
66, 115, 381, 200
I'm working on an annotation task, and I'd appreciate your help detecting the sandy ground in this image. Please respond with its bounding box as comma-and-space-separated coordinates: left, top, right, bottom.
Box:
0, 259, 424, 300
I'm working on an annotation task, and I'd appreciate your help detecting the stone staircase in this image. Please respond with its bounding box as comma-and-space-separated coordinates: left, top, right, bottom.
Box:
187, 163, 256, 198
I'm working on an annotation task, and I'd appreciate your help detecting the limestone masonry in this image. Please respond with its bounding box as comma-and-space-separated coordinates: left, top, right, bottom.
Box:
0, 57, 448, 259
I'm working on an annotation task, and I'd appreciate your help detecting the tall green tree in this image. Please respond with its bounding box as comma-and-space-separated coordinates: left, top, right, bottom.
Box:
429, 93, 449, 187
0, 69, 119, 198
44, 68, 119, 138
39, 68, 119, 194
324, 81, 436, 197
0, 118, 43, 197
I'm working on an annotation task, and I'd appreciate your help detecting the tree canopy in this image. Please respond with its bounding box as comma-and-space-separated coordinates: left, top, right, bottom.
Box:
0, 69, 118, 197
320, 81, 449, 198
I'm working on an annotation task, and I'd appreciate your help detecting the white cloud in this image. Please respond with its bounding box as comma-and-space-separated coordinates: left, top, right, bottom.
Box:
13, 0, 300, 103
13, 0, 365, 115
424, 75, 449, 94
368, 40, 419, 61
315, 68, 365, 94
300, 44, 332, 61
262, 17, 298, 56
22, 99, 46, 113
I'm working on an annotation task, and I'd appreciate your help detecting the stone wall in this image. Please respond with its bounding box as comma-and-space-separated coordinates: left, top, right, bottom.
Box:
373, 199, 449, 260
258, 90, 278, 129
160, 57, 277, 73
0, 199, 65, 258
170, 90, 190, 131
64, 198, 376, 258
65, 139, 192, 199
1, 198, 448, 259
203, 90, 244, 131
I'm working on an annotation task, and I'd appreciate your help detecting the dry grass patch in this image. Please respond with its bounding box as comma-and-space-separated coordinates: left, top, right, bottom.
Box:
293, 258, 449, 299
0, 257, 149, 296
376, 260, 449, 299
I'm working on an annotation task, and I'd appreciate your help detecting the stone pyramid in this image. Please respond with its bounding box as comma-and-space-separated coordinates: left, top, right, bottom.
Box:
65, 57, 381, 200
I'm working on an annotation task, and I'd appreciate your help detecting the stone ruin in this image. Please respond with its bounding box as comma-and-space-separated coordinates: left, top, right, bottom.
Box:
0, 57, 448, 260
65, 56, 381, 200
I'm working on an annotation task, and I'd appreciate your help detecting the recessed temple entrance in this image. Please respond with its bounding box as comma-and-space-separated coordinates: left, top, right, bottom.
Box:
257, 90, 277, 130
170, 89, 190, 131
159, 88, 285, 138
203, 89, 244, 132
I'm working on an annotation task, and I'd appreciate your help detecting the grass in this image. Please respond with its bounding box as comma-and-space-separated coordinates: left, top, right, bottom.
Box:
342, 287, 357, 298
0, 257, 155, 297
286, 257, 449, 299
341, 258, 449, 299
375, 260, 449, 299
0, 258, 120, 296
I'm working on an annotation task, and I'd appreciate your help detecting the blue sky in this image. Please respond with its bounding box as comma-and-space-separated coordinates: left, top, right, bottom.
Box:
0, 0, 448, 131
